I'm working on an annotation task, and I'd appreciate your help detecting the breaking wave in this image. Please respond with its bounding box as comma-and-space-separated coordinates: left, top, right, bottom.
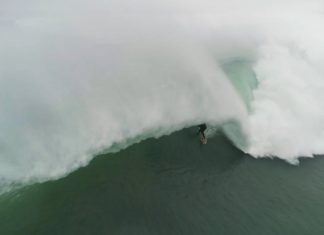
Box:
1, 0, 324, 192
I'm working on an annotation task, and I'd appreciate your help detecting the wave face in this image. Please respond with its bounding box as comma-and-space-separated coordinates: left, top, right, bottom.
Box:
1, 0, 324, 190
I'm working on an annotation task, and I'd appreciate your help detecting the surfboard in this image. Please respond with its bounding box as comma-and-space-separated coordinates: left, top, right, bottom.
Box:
199, 132, 207, 144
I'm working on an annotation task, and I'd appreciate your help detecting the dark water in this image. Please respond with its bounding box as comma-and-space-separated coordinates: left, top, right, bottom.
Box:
1, 128, 324, 235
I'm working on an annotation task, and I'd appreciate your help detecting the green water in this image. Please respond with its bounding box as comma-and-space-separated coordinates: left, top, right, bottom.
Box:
1, 128, 324, 235
222, 59, 258, 111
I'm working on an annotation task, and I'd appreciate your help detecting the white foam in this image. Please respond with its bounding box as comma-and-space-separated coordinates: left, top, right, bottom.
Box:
248, 42, 324, 163
0, 0, 250, 188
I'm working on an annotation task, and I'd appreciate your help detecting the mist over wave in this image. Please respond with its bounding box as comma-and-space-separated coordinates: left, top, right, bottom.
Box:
1, 0, 324, 189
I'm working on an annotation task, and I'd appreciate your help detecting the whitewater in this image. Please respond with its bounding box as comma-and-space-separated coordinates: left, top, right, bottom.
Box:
1, 0, 324, 191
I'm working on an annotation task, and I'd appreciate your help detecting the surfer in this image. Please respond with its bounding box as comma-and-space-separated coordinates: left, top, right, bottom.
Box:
198, 124, 207, 139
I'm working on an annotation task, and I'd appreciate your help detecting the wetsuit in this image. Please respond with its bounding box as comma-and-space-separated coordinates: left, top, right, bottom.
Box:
198, 124, 207, 139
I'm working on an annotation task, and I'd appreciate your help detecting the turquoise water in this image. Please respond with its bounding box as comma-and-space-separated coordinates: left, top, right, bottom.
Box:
222, 59, 258, 111
1, 127, 324, 234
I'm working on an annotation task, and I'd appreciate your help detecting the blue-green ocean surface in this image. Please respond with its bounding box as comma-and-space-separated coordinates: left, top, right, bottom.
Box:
1, 128, 324, 235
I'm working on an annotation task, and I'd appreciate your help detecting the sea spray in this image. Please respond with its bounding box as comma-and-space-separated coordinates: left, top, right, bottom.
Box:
0, 1, 248, 190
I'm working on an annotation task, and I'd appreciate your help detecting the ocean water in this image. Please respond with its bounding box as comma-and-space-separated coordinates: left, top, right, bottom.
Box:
2, 0, 324, 233
1, 128, 324, 235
